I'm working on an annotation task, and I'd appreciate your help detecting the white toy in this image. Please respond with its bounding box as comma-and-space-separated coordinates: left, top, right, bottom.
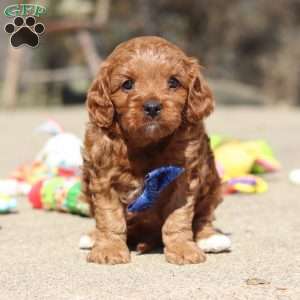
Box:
35, 119, 83, 169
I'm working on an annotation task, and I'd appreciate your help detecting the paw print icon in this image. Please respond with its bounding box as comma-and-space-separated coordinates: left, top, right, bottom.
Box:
5, 16, 45, 48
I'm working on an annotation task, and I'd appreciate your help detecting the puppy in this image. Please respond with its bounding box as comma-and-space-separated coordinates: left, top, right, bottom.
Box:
81, 36, 230, 265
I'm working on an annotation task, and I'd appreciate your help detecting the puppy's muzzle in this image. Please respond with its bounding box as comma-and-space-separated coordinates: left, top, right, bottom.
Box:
143, 100, 161, 118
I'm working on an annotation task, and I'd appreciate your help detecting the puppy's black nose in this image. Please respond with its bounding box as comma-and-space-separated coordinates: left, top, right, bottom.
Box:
143, 100, 162, 118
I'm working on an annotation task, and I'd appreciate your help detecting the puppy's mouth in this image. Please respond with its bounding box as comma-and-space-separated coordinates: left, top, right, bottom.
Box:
143, 121, 161, 136
140, 120, 175, 143
121, 114, 178, 146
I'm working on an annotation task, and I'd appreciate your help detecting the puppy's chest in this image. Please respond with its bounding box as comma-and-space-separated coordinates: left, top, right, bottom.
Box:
129, 144, 186, 175
117, 135, 207, 203
116, 146, 184, 204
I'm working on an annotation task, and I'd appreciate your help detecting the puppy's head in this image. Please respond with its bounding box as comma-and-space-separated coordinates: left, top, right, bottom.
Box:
87, 36, 214, 146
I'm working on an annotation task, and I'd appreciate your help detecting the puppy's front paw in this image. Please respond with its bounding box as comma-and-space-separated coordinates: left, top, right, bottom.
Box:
164, 241, 206, 265
87, 239, 130, 265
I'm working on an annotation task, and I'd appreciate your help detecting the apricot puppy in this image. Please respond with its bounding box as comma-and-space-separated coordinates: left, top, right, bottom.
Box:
82, 36, 229, 265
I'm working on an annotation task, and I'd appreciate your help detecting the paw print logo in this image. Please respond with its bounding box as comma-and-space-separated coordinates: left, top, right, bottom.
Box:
4, 16, 45, 48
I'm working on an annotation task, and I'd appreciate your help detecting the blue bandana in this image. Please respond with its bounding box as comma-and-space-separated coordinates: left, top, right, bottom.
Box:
127, 166, 184, 212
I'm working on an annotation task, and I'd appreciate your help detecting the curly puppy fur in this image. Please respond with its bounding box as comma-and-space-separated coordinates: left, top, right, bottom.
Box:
82, 36, 223, 265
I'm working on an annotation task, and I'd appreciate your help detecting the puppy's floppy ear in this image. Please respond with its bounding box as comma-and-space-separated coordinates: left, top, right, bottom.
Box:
86, 64, 114, 128
185, 58, 214, 123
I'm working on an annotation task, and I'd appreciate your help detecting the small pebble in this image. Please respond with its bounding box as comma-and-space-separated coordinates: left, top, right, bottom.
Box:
246, 278, 270, 285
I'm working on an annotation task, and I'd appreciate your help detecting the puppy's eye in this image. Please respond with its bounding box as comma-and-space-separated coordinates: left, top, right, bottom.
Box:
122, 79, 134, 91
168, 76, 181, 89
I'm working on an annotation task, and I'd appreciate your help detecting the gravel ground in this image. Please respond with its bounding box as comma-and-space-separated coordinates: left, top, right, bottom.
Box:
0, 106, 299, 300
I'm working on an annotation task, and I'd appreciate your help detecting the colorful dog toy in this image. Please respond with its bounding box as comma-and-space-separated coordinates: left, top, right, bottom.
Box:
210, 136, 280, 194
29, 176, 90, 216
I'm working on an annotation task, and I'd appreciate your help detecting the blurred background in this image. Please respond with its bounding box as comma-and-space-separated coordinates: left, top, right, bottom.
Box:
0, 0, 300, 109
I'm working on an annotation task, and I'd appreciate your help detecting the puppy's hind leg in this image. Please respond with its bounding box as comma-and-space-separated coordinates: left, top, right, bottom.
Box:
193, 174, 231, 254
194, 219, 231, 253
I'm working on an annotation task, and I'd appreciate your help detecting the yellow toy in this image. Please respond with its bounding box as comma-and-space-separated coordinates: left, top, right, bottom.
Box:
211, 136, 280, 194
